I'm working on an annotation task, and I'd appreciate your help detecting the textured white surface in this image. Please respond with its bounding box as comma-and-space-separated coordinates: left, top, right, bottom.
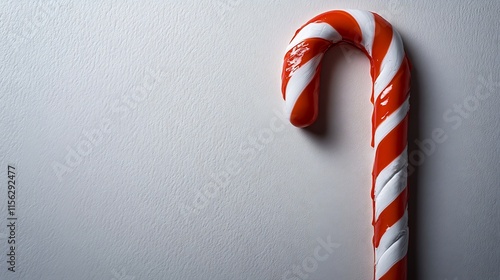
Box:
0, 1, 499, 280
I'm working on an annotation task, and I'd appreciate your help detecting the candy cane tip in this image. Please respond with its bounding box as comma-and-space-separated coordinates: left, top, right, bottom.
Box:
288, 110, 317, 128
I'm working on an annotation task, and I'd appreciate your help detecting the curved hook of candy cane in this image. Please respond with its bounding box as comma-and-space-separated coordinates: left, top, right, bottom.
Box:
281, 10, 411, 280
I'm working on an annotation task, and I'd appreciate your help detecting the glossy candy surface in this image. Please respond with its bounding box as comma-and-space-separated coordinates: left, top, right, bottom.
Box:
281, 10, 411, 280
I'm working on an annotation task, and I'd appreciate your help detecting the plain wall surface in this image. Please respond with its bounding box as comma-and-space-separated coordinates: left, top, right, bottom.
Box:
1, 1, 499, 279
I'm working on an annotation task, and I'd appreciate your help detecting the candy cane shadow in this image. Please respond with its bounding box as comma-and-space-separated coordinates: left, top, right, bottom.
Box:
403, 42, 423, 280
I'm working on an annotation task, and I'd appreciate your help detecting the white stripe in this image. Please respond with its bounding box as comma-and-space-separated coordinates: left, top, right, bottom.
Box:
285, 22, 341, 53
373, 29, 405, 101
375, 209, 408, 264
373, 95, 410, 149
342, 9, 375, 55
284, 54, 323, 117
374, 146, 407, 197
374, 165, 407, 220
375, 225, 408, 279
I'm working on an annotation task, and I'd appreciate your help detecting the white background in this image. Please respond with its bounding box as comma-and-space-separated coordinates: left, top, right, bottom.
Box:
1, 1, 499, 280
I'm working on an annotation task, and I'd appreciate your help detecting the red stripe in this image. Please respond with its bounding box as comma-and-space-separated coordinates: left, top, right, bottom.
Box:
370, 14, 394, 102
373, 187, 408, 247
372, 116, 408, 184
312, 11, 363, 45
372, 57, 411, 133
281, 38, 330, 99
289, 69, 321, 127
379, 255, 407, 280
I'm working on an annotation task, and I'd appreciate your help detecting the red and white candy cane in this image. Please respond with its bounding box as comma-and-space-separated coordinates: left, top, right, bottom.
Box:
281, 10, 411, 280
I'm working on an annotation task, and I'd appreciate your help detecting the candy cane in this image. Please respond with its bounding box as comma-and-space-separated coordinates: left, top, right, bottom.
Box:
281, 10, 411, 280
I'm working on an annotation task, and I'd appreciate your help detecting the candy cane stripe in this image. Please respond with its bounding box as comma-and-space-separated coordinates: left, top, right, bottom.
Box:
282, 38, 331, 100
342, 9, 375, 55
370, 15, 394, 79
285, 23, 341, 53
376, 226, 409, 279
374, 117, 408, 177
373, 58, 411, 130
374, 146, 408, 197
324, 11, 362, 41
373, 29, 405, 102
285, 54, 323, 117
281, 10, 411, 279
376, 209, 408, 264
374, 96, 410, 149
375, 167, 407, 220
380, 257, 407, 280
